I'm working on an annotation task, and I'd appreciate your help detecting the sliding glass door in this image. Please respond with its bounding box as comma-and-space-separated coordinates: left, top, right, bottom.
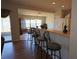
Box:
1, 16, 12, 42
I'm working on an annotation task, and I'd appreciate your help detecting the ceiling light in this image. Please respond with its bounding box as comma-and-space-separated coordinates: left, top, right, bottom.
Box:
61, 5, 64, 8
52, 2, 56, 4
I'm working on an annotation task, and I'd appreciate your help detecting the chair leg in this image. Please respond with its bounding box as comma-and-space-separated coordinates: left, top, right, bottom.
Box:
59, 50, 61, 59
38, 41, 40, 46
41, 42, 42, 48
54, 51, 56, 59
51, 51, 53, 59
46, 48, 48, 59
34, 38, 36, 45
52, 51, 56, 59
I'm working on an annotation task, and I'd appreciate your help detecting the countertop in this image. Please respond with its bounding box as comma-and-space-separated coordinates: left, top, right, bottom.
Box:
47, 29, 70, 38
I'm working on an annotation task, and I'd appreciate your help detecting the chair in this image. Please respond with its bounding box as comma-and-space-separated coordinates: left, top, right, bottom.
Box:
31, 28, 38, 45
32, 29, 41, 45
35, 29, 46, 48
28, 28, 35, 41
44, 31, 61, 59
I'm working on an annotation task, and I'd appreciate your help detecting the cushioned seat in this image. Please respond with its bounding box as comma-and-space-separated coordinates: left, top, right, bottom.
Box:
48, 42, 61, 50
36, 36, 45, 41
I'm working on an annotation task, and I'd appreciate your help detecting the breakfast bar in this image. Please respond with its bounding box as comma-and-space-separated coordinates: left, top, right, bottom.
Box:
40, 29, 70, 59
47, 29, 70, 38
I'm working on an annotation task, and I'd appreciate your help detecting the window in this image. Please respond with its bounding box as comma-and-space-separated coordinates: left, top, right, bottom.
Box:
36, 20, 41, 28
1, 16, 11, 32
21, 19, 42, 29
31, 20, 36, 28
25, 20, 30, 29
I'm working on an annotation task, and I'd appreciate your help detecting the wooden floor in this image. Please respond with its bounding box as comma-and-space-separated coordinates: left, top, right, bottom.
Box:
1, 33, 51, 59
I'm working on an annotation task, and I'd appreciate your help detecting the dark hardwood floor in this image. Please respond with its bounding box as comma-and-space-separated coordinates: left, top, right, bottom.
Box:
1, 33, 51, 59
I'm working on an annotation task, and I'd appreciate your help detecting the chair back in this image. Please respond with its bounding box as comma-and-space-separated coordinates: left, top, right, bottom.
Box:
44, 31, 51, 43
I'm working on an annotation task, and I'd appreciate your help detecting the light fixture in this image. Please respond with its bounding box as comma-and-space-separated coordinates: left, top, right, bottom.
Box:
61, 5, 64, 8
52, 2, 56, 4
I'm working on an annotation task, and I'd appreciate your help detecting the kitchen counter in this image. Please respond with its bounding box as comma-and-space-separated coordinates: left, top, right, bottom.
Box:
48, 30, 70, 59
47, 29, 70, 38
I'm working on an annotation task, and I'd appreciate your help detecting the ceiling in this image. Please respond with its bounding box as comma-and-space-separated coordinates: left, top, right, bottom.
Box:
7, 0, 72, 12
18, 8, 54, 16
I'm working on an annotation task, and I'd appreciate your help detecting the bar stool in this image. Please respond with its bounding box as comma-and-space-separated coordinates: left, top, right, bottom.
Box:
44, 31, 61, 59
35, 29, 46, 48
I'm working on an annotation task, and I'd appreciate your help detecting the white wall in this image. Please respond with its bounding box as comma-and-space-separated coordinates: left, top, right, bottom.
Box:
69, 0, 77, 58
54, 12, 71, 32
54, 15, 65, 31
46, 14, 54, 29
54, 10, 65, 31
